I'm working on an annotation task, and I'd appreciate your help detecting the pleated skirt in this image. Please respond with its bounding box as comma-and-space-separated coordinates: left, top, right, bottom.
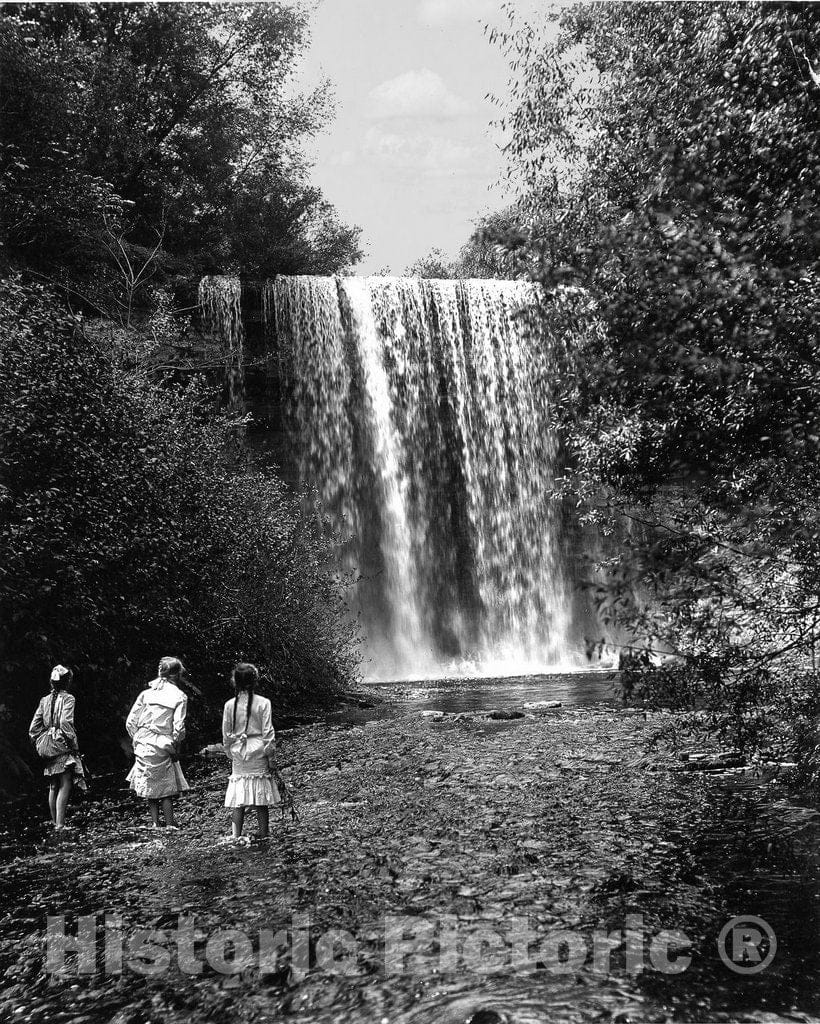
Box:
224, 751, 281, 808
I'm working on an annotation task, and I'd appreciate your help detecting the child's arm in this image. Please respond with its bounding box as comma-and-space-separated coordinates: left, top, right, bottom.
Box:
168, 693, 187, 760
125, 692, 144, 738
28, 700, 45, 742
58, 694, 78, 749
222, 700, 234, 756
261, 700, 276, 771
172, 693, 187, 746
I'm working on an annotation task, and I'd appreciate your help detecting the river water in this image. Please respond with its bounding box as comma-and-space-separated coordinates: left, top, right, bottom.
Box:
325, 670, 619, 728
296, 672, 820, 1022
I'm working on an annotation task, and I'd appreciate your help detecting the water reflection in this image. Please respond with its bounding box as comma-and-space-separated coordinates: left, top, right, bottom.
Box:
330, 671, 621, 725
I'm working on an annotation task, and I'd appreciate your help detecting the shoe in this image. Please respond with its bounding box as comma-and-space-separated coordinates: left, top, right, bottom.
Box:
164, 825, 180, 832
55, 824, 75, 832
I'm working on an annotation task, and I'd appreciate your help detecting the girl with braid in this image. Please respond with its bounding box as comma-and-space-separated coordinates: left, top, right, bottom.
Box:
29, 665, 87, 830
222, 662, 279, 842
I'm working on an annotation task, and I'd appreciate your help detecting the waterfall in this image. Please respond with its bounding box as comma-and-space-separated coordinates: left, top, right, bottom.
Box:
269, 275, 579, 679
198, 275, 245, 408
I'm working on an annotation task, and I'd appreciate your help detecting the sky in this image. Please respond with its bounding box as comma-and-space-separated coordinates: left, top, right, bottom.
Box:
296, 0, 541, 274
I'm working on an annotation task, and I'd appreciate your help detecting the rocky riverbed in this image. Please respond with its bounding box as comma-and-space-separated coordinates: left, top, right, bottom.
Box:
1, 705, 818, 1024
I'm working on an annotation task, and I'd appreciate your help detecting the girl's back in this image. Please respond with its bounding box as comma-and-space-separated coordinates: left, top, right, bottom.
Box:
222, 692, 275, 765
224, 692, 272, 737
221, 663, 280, 838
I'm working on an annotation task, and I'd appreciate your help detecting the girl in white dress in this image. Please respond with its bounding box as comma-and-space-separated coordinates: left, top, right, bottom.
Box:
29, 665, 87, 830
222, 663, 280, 841
126, 656, 189, 829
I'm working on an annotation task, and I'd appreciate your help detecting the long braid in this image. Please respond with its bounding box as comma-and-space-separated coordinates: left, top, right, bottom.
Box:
231, 687, 255, 732
230, 662, 260, 734
47, 666, 72, 726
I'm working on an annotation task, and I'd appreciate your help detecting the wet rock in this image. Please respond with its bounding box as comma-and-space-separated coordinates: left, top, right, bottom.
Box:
490, 773, 519, 787
483, 709, 525, 720
341, 690, 382, 708
198, 743, 225, 759
675, 750, 746, 772
467, 1010, 507, 1024
107, 1012, 139, 1024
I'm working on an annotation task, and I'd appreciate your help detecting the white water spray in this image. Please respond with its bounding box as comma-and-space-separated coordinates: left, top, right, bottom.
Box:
270, 275, 578, 679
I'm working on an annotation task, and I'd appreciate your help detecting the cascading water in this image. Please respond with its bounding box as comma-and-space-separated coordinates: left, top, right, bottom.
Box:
269, 275, 579, 679
198, 275, 245, 408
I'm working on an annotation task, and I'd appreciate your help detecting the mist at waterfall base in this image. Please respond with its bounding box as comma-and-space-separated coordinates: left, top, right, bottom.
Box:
201, 275, 610, 682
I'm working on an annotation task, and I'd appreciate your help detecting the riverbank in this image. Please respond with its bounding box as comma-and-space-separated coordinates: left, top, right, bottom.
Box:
1, 706, 818, 1024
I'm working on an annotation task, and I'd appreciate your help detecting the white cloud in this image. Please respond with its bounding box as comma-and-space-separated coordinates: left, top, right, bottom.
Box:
367, 68, 472, 120
363, 125, 479, 176
328, 149, 356, 168
419, 0, 561, 32
418, 0, 497, 26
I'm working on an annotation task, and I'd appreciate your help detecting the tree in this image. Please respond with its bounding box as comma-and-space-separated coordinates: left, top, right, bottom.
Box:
496, 2, 820, 778
456, 208, 523, 279
404, 247, 456, 279
0, 2, 362, 302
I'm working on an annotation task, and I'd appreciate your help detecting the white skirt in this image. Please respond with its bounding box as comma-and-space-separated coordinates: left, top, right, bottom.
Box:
128, 742, 189, 799
224, 773, 281, 808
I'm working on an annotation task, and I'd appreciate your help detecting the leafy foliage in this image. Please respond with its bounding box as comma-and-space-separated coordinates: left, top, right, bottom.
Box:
404, 248, 457, 279
0, 2, 362, 304
405, 211, 523, 280
456, 209, 523, 280
494, 2, 820, 778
